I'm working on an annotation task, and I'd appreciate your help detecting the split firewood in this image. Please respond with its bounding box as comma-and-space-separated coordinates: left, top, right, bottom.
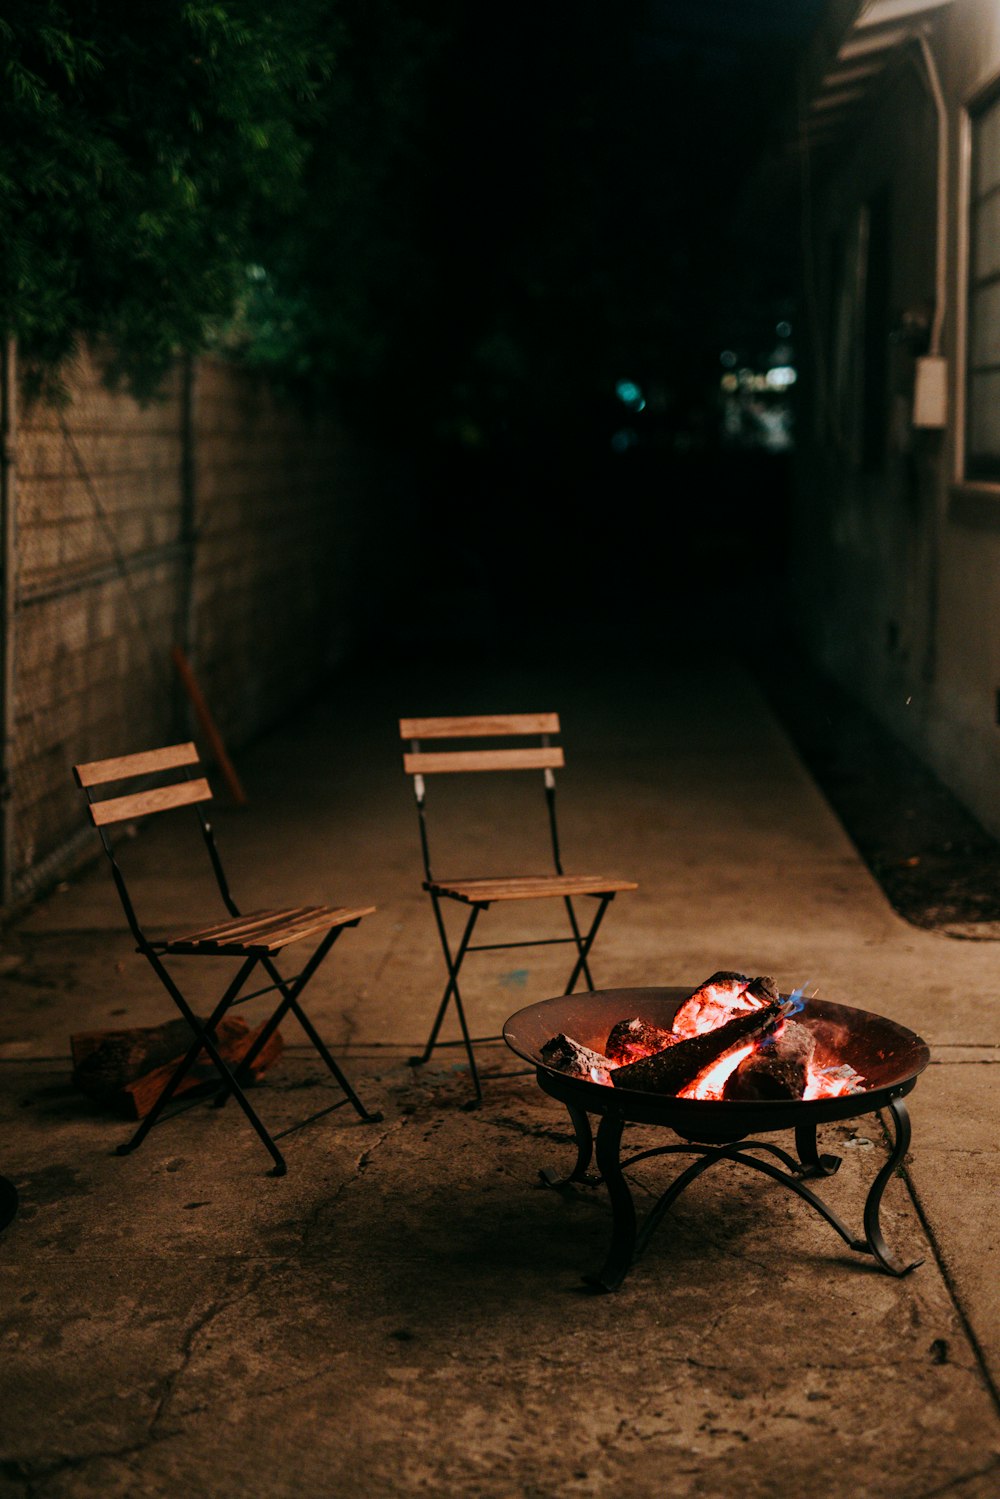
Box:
671, 971, 778, 1039
746, 975, 780, 1003
722, 1020, 816, 1101
71, 1015, 284, 1119
605, 1016, 677, 1066
540, 1033, 615, 1086
612, 999, 790, 1096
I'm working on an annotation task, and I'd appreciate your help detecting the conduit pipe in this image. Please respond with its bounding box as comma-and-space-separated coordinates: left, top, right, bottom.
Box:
915, 29, 948, 359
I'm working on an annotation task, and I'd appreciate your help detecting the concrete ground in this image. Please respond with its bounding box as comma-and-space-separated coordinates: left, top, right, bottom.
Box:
1, 652, 998, 1498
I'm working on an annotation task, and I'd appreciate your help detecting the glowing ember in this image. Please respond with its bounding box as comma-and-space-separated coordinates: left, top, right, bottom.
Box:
678, 1042, 756, 1100
679, 1023, 865, 1102
541, 971, 868, 1100
802, 1063, 864, 1100
670, 973, 768, 1040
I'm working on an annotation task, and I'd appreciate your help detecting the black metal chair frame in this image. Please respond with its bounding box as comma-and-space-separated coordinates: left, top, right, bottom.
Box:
75, 743, 381, 1176
401, 714, 636, 1103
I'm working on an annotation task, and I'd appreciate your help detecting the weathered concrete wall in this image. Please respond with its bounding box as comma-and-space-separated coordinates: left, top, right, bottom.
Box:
794, 0, 1000, 838
5, 347, 376, 903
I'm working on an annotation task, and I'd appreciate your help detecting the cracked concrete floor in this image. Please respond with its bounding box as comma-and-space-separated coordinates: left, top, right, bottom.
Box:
1, 653, 999, 1497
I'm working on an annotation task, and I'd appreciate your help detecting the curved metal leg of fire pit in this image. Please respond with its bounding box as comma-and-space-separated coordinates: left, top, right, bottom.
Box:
794, 1122, 842, 1179
586, 1134, 834, 1292
581, 1112, 921, 1290
631, 1138, 820, 1266
539, 1102, 598, 1188
858, 1098, 921, 1276
584, 1113, 636, 1292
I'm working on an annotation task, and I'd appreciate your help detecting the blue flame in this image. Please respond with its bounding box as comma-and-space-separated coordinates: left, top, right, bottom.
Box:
785, 981, 811, 1016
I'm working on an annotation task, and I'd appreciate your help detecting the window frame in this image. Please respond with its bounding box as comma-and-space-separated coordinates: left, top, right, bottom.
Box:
963, 77, 1000, 483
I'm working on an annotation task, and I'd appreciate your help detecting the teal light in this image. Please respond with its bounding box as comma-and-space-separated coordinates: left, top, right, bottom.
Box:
615, 379, 644, 408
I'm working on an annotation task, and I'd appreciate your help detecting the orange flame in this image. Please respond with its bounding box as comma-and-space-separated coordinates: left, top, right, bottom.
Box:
671, 981, 765, 1040
678, 1042, 756, 1100
598, 982, 866, 1099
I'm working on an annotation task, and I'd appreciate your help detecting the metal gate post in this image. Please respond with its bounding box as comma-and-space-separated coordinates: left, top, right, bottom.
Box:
175, 352, 199, 738
0, 337, 17, 909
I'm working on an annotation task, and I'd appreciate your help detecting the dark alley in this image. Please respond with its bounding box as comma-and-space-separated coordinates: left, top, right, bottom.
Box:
3, 2, 1000, 1496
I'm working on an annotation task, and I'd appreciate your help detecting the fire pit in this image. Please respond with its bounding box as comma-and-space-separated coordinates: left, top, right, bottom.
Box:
503, 985, 930, 1291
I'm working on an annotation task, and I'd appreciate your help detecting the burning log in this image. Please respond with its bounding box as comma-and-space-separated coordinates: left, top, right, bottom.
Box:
722, 1020, 816, 1101
671, 971, 778, 1039
540, 1033, 614, 1086
605, 1016, 677, 1066
612, 999, 790, 1096
746, 975, 779, 1003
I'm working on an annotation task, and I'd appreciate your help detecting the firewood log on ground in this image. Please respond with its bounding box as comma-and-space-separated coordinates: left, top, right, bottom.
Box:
70, 1016, 284, 1119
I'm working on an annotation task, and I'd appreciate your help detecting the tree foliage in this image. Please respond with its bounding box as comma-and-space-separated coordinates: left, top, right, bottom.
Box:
0, 0, 330, 396
215, 0, 440, 401
1, 0, 800, 444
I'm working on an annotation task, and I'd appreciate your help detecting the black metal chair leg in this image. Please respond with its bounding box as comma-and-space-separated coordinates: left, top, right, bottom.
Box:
119, 959, 289, 1181
561, 896, 595, 991
452, 985, 484, 1108
119, 956, 258, 1154
410, 903, 481, 1067
562, 896, 611, 994
277, 987, 384, 1122
210, 928, 381, 1125
214, 927, 338, 1104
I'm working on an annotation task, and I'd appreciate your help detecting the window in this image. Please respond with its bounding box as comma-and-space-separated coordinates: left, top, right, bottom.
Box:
966, 86, 1000, 481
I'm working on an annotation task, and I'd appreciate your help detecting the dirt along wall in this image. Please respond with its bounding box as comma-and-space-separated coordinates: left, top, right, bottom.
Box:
3, 346, 379, 907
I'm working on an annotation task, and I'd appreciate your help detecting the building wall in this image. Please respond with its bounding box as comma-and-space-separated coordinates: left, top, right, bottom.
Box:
3, 347, 377, 904
794, 0, 1000, 838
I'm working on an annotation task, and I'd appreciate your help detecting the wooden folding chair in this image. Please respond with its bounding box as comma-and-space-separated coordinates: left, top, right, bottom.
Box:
74, 742, 381, 1175
400, 713, 637, 1103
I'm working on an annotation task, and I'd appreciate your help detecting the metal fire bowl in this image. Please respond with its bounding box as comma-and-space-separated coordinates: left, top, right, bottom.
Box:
503, 986, 931, 1144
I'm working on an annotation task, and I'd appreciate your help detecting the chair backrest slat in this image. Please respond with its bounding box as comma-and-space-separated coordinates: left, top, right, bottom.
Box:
87, 778, 213, 827
74, 742, 200, 789
399, 711, 566, 881
399, 713, 560, 740
403, 747, 564, 776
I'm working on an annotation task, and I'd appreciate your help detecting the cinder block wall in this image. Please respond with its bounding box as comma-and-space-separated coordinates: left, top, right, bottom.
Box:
5, 347, 372, 903
191, 359, 358, 746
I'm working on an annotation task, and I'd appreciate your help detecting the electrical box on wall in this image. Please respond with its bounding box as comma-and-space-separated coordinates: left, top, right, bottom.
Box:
913, 355, 948, 428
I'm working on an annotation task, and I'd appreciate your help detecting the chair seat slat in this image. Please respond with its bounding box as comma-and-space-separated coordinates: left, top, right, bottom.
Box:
89, 778, 212, 826
399, 713, 560, 740
404, 747, 564, 776
164, 904, 376, 954
74, 743, 200, 788
426, 874, 637, 903
251, 907, 375, 951
167, 906, 319, 945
